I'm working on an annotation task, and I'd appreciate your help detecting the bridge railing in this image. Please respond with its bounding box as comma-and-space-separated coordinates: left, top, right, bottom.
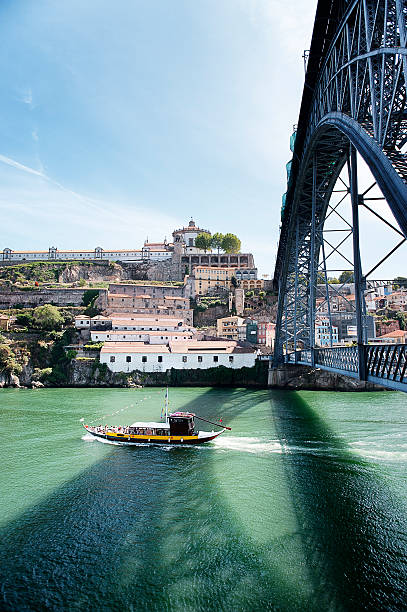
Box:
316, 346, 359, 374
284, 344, 407, 391
366, 344, 407, 388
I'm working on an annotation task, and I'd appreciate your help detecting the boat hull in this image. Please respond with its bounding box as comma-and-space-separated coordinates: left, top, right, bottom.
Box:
84, 427, 223, 445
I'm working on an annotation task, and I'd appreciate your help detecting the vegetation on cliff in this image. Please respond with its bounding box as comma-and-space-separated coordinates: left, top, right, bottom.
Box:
0, 334, 22, 375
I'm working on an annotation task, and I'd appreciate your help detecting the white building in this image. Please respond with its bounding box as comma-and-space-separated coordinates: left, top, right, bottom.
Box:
75, 314, 194, 333
172, 219, 211, 254
100, 340, 257, 373
1, 247, 172, 263
75, 314, 112, 329
91, 330, 195, 344
315, 318, 339, 346
2, 218, 212, 263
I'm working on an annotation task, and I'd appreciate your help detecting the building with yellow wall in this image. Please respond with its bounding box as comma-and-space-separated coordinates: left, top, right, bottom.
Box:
195, 266, 235, 295
216, 316, 245, 340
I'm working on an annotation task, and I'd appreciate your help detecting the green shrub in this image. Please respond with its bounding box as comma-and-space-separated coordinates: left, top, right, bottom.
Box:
82, 289, 99, 307
32, 367, 52, 381
15, 312, 33, 327
33, 304, 64, 331
83, 342, 104, 351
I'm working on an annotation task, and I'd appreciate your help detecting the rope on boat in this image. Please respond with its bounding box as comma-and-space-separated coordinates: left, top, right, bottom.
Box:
194, 415, 231, 431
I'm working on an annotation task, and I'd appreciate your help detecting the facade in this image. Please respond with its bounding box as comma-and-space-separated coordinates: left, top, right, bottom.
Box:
216, 316, 245, 341
375, 330, 407, 344
0, 314, 10, 331
1, 247, 158, 263
387, 291, 407, 311
181, 252, 254, 272
76, 314, 194, 333
91, 330, 195, 344
100, 340, 257, 373
235, 269, 257, 282
194, 266, 235, 295
257, 322, 274, 347
172, 219, 211, 254
376, 319, 400, 337
241, 279, 264, 290
245, 320, 258, 343
329, 313, 376, 342
102, 282, 193, 325
315, 318, 339, 346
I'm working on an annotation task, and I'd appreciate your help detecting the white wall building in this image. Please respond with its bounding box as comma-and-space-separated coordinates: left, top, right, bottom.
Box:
75, 314, 194, 333
1, 247, 173, 263
91, 330, 195, 344
172, 219, 211, 254
100, 341, 257, 373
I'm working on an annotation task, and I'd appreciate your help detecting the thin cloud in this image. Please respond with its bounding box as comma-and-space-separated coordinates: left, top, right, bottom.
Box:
20, 87, 33, 107
0, 154, 44, 178
0, 153, 104, 212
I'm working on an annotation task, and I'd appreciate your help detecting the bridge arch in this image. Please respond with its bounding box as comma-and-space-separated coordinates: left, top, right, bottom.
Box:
273, 0, 407, 391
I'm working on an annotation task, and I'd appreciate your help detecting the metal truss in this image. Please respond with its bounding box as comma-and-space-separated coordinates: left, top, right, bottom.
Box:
273, 0, 407, 391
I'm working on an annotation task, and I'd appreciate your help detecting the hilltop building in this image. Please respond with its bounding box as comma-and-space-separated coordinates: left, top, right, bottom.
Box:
1, 218, 256, 283
172, 219, 211, 254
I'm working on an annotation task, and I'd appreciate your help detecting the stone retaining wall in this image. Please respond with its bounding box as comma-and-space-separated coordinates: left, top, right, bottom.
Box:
0, 288, 104, 309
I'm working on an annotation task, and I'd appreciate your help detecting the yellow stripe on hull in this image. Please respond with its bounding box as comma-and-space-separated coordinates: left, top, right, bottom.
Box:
106, 433, 199, 442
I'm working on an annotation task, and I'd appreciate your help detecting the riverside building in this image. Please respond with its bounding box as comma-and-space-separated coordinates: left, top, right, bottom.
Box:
100, 340, 257, 373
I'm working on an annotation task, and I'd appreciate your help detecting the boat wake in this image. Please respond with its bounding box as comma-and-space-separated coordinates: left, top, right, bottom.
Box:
349, 440, 407, 462
81, 433, 122, 445
213, 436, 283, 454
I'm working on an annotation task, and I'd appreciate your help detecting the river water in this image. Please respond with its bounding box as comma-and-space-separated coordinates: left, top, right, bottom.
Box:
1, 387, 407, 611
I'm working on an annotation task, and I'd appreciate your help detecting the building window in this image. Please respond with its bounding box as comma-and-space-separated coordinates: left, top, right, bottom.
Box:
158, 356, 163, 363
182, 356, 187, 362
229, 356, 234, 363
198, 356, 203, 363
142, 356, 147, 363
126, 356, 131, 363
110, 356, 115, 363
213, 356, 218, 362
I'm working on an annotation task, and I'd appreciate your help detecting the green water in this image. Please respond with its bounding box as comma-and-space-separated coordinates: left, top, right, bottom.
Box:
1, 387, 407, 611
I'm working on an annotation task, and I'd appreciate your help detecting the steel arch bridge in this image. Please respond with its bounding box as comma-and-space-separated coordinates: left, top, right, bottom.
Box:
273, 0, 407, 392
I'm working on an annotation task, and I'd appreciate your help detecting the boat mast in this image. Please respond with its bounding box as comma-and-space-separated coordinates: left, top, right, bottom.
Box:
164, 387, 169, 423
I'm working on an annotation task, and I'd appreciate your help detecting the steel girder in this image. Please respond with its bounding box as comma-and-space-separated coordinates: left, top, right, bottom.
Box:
274, 0, 407, 377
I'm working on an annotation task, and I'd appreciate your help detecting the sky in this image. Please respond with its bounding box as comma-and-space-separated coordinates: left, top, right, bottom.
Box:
0, 0, 404, 279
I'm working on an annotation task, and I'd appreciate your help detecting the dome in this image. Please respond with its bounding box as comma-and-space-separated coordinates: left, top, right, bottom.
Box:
188, 218, 195, 227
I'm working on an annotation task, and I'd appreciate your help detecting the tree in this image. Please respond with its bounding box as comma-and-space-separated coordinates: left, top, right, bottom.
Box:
394, 311, 407, 330
211, 232, 224, 254
221, 233, 241, 253
338, 270, 354, 284
15, 312, 33, 327
33, 304, 64, 331
82, 289, 99, 307
195, 233, 212, 253
393, 276, 407, 289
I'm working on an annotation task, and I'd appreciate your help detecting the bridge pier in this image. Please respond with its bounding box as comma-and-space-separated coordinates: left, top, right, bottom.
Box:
268, 363, 386, 392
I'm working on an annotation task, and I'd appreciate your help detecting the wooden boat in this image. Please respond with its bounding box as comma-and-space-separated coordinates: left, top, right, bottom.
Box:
83, 390, 230, 446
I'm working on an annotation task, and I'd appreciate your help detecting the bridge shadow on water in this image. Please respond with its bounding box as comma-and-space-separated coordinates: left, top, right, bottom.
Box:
0, 388, 407, 611
271, 390, 407, 611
